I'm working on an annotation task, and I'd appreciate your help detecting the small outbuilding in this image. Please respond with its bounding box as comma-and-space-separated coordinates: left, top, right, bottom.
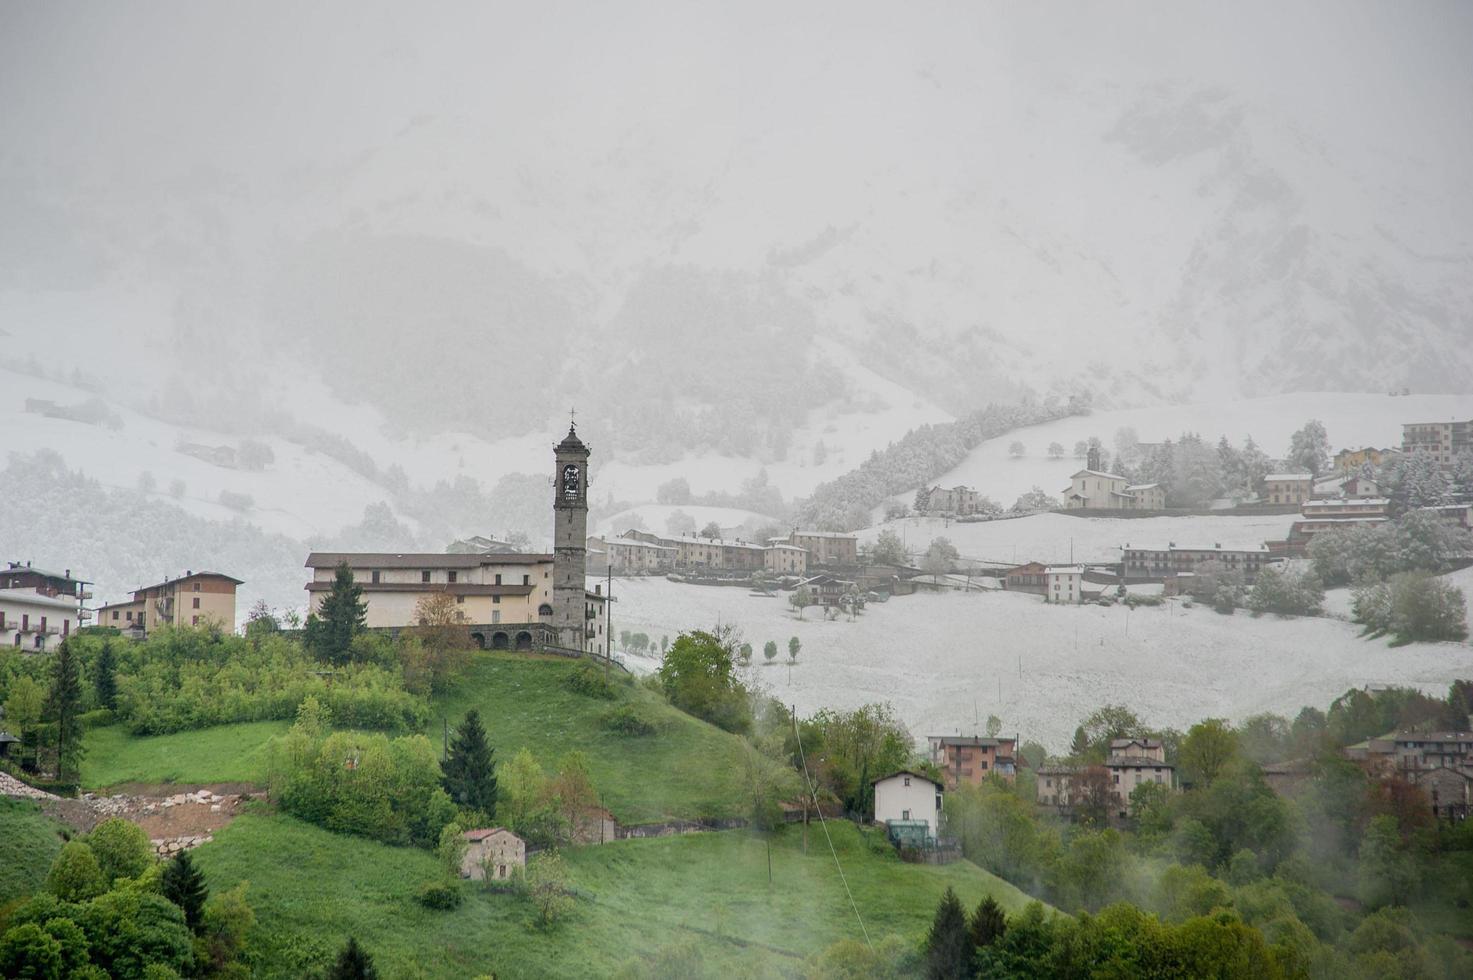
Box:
460, 827, 526, 881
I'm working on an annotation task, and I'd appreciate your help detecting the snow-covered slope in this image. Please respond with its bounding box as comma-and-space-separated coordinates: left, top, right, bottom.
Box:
892, 393, 1473, 516
613, 577, 1473, 751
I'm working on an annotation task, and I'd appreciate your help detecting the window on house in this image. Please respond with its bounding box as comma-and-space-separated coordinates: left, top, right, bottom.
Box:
193, 582, 201, 592
448, 571, 458, 584
902, 809, 911, 820
523, 574, 530, 586
495, 574, 502, 585
35, 635, 43, 649
493, 595, 500, 604
903, 776, 910, 787
371, 570, 381, 584
192, 615, 199, 625
422, 570, 432, 583
192, 597, 200, 609
492, 611, 500, 624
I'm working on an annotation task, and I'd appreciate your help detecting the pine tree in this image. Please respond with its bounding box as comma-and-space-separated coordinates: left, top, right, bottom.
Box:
161, 850, 209, 932
924, 886, 973, 980
968, 895, 1007, 949
1071, 726, 1089, 758
325, 937, 379, 980
442, 709, 498, 815
44, 640, 85, 781
305, 562, 367, 665
94, 642, 118, 712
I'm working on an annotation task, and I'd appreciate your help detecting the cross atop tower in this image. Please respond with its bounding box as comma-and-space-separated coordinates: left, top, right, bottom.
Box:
569, 406, 577, 431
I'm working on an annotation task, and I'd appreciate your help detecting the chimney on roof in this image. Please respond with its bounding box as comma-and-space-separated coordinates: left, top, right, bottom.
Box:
64, 569, 70, 578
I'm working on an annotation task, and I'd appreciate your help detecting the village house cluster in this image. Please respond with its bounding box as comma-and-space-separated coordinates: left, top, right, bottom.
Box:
586, 527, 859, 578
93, 571, 242, 634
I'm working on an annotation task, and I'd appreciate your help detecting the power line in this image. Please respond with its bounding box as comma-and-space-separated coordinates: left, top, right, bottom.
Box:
791, 707, 872, 952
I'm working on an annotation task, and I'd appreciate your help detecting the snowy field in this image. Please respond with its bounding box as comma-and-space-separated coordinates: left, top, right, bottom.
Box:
861, 512, 1299, 566
612, 577, 1473, 752
893, 392, 1473, 516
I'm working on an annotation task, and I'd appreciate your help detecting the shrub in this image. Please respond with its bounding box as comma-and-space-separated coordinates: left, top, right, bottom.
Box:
47, 841, 105, 902
1246, 566, 1323, 617
563, 666, 617, 700
1124, 594, 1165, 608
1358, 573, 1468, 644
86, 818, 155, 886
415, 880, 464, 910
601, 704, 657, 736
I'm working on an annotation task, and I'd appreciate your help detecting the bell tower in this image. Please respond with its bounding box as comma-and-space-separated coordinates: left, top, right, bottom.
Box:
552, 419, 590, 650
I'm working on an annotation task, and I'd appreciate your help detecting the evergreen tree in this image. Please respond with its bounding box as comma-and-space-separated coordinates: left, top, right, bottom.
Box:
968, 895, 1007, 949
305, 562, 367, 665
161, 850, 209, 932
44, 639, 85, 780
925, 886, 973, 980
1071, 726, 1089, 758
94, 641, 118, 711
442, 709, 498, 814
325, 937, 379, 980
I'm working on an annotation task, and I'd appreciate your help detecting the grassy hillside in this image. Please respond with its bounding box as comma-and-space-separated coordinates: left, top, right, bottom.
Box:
82, 720, 290, 790
79, 652, 749, 824
431, 653, 749, 824
194, 810, 1041, 979
0, 797, 70, 905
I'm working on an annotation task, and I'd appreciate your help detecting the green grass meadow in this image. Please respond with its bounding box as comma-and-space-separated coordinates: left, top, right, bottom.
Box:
194, 809, 1040, 979
0, 796, 71, 905
81, 719, 290, 790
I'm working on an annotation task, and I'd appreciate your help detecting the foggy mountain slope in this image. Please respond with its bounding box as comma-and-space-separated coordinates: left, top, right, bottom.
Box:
1, 3, 1471, 507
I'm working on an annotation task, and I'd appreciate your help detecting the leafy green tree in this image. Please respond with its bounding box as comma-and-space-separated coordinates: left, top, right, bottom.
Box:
763, 640, 778, 662
43, 640, 86, 780
441, 710, 498, 815
738, 642, 752, 664
46, 841, 105, 902
1180, 719, 1239, 787
656, 631, 751, 733
1358, 815, 1418, 908
498, 747, 546, 831
0, 923, 63, 979
86, 818, 154, 886
79, 890, 194, 980
788, 636, 801, 663
527, 851, 574, 926
325, 937, 379, 980
198, 882, 254, 974
94, 642, 118, 712
304, 563, 367, 665
160, 851, 208, 933
924, 887, 972, 979
968, 895, 1007, 949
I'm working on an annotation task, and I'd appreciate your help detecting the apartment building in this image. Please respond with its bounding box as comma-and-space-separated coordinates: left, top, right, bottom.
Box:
928, 735, 1018, 787
0, 562, 90, 651
1261, 473, 1315, 506
1122, 543, 1272, 582
1402, 419, 1472, 467
95, 571, 242, 633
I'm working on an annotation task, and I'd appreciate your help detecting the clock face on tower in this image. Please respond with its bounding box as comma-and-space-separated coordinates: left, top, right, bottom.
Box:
561, 463, 581, 500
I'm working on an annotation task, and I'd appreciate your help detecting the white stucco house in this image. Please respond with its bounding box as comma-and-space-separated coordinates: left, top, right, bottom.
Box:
872, 770, 943, 829
1044, 566, 1084, 604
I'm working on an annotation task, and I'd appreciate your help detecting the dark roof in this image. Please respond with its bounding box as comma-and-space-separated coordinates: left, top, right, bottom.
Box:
304, 582, 534, 597
930, 735, 1014, 747
1109, 737, 1162, 749
0, 732, 20, 744
1106, 754, 1174, 769
462, 827, 519, 842
872, 769, 941, 788
151, 571, 244, 588
305, 552, 552, 569
555, 423, 589, 454
1394, 731, 1473, 743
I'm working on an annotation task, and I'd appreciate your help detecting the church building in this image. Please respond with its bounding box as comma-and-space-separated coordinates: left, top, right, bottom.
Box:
304, 422, 608, 658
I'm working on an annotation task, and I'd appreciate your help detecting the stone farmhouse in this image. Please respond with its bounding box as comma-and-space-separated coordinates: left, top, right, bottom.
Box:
94, 570, 241, 634
460, 827, 525, 881
927, 735, 1018, 787
1, 562, 90, 651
